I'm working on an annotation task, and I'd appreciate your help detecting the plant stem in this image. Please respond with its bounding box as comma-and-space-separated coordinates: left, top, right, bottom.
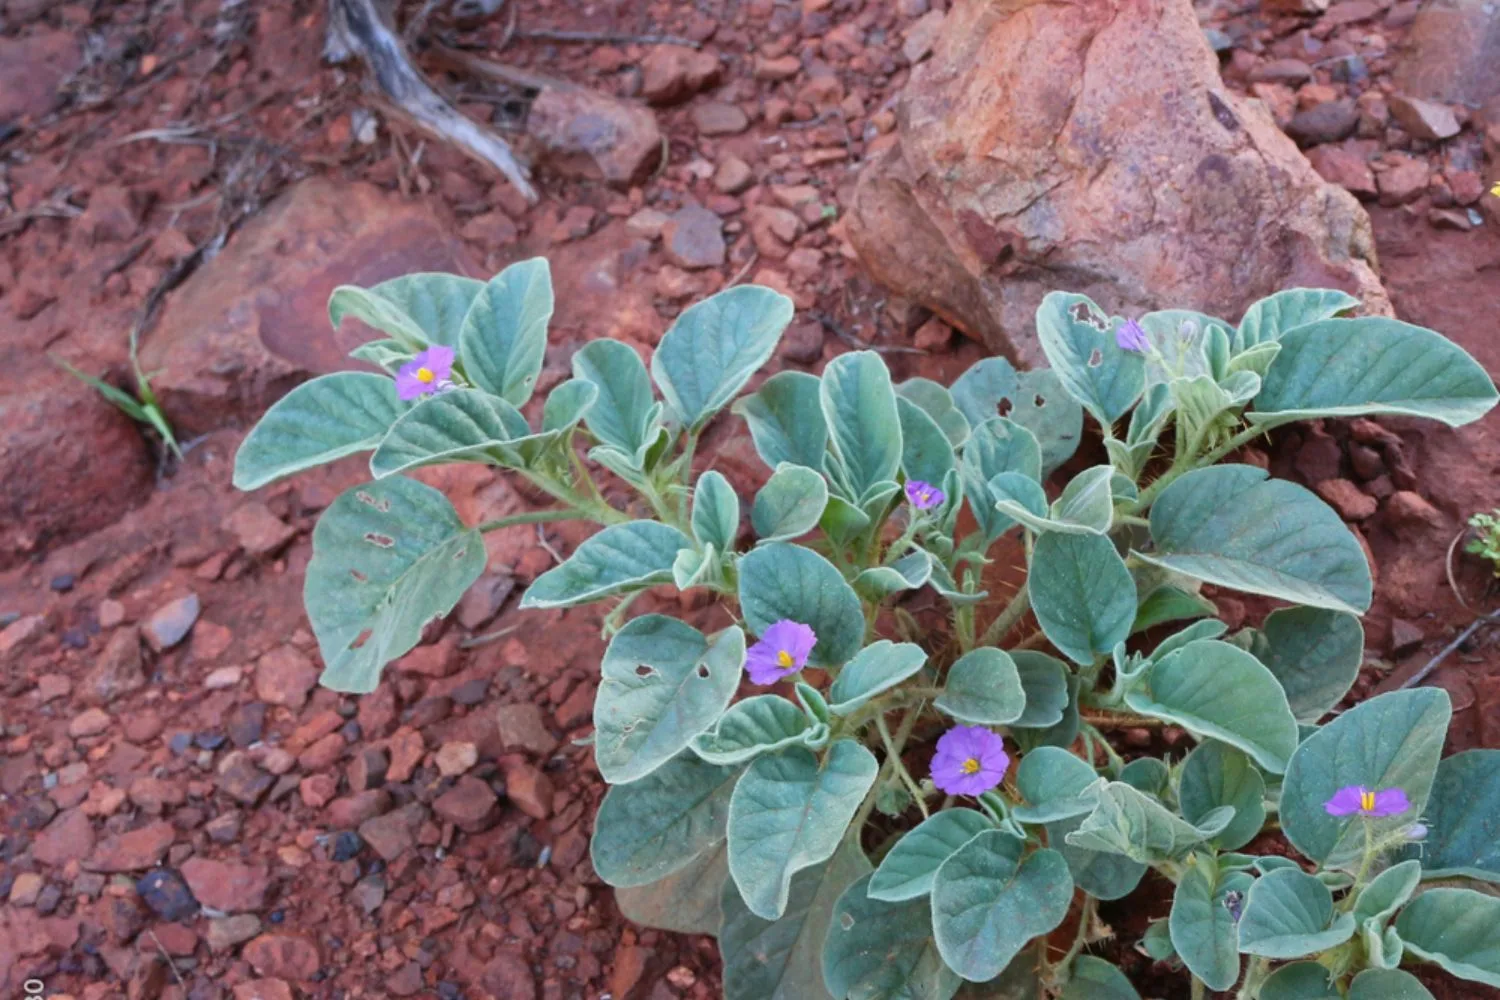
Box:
477, 508, 592, 532
1190, 975, 1207, 1000
1235, 957, 1271, 1000
1128, 420, 1286, 514
877, 712, 928, 819
978, 585, 1031, 648
1055, 895, 1097, 977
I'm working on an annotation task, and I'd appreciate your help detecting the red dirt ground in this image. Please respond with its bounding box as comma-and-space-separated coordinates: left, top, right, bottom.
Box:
2, 1, 1497, 999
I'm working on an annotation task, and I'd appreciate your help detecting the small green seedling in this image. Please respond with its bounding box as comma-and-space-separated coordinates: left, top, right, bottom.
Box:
1464, 510, 1500, 578
54, 325, 181, 458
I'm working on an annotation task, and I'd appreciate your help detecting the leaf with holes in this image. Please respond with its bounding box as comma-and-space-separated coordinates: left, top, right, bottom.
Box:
593, 616, 744, 783
693, 695, 824, 766
962, 419, 1043, 544
653, 285, 794, 430
616, 841, 728, 936
950, 357, 1082, 475
1280, 688, 1450, 871
868, 809, 994, 903
753, 464, 829, 542
1237, 867, 1355, 959
1252, 317, 1498, 428
1139, 464, 1372, 613
458, 257, 553, 405
520, 521, 691, 609
1029, 532, 1137, 666
735, 370, 829, 472
1178, 741, 1266, 851
234, 373, 405, 490
591, 752, 739, 887
1396, 888, 1500, 988
738, 543, 865, 668
1234, 288, 1359, 351
827, 641, 929, 715
728, 741, 879, 920
930, 830, 1073, 982
1124, 639, 1300, 774
1170, 863, 1253, 991
1232, 607, 1363, 724
304, 476, 487, 693
936, 649, 1026, 726
1400, 749, 1500, 881
572, 339, 662, 469
1035, 292, 1145, 425
721, 837, 871, 1000
823, 874, 961, 1000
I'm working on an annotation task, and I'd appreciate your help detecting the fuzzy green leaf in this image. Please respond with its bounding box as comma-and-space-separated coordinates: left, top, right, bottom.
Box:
653, 285, 794, 430
823, 874, 961, 1000
1178, 741, 1266, 851
458, 257, 553, 405
1035, 292, 1145, 425
935, 649, 1025, 726
1170, 864, 1252, 990
520, 521, 690, 609
821, 351, 903, 501
1238, 868, 1355, 959
693, 695, 823, 766
753, 464, 829, 542
735, 370, 829, 472
616, 840, 728, 935
1402, 749, 1500, 881
1234, 288, 1358, 351
869, 809, 994, 903
828, 641, 929, 715
592, 753, 739, 886
1234, 607, 1364, 724
739, 543, 865, 668
234, 372, 404, 490
1030, 532, 1136, 666
572, 339, 661, 466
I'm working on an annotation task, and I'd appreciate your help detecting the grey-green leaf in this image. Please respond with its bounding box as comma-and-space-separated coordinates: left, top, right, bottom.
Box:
1170, 864, 1252, 990
1235, 607, 1364, 724
572, 339, 661, 463
735, 370, 829, 472
304, 476, 486, 693
458, 257, 553, 405
1010, 652, 1069, 729
1395, 888, 1500, 988
729, 742, 880, 919
1035, 292, 1145, 425
1234, 288, 1359, 351
1354, 859, 1421, 930
541, 377, 598, 433
930, 831, 1073, 982
1401, 749, 1500, 881
721, 838, 871, 1000
898, 395, 957, 489
358, 272, 484, 347
823, 875, 961, 1000
1059, 957, 1140, 1000
520, 521, 690, 609
693, 470, 741, 553
821, 351, 903, 500
739, 543, 865, 668
1012, 747, 1099, 825
694, 695, 820, 766
1124, 639, 1300, 774
936, 649, 1025, 726
853, 550, 933, 602
653, 285, 794, 430
594, 616, 745, 783
1258, 962, 1340, 1000
1066, 781, 1232, 863
1238, 867, 1355, 958
1029, 532, 1136, 666
591, 753, 739, 886
328, 284, 431, 350
1281, 688, 1450, 870
1139, 464, 1372, 613
898, 378, 970, 448
754, 464, 829, 542
869, 809, 994, 903
617, 841, 728, 935
828, 642, 929, 715
1348, 969, 1435, 1000
234, 372, 404, 490
1178, 741, 1266, 851
370, 388, 530, 477
961, 419, 1042, 544
1048, 815, 1147, 901
1252, 316, 1498, 428
951, 358, 1082, 475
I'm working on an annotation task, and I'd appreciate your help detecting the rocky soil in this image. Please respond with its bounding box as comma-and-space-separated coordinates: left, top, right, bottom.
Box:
1, 0, 1497, 998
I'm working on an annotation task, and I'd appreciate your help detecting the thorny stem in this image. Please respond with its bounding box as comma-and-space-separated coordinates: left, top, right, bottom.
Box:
978, 585, 1031, 648
877, 712, 928, 819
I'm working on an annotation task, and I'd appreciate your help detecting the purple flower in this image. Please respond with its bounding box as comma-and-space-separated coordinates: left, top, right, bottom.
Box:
1115, 318, 1150, 353
931, 725, 1009, 797
395, 345, 456, 401
905, 480, 946, 511
745, 620, 817, 685
1324, 785, 1411, 819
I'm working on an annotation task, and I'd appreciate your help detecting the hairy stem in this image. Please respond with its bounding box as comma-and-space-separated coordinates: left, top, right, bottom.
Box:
877, 712, 928, 819
477, 508, 592, 532
1235, 957, 1271, 1000
978, 585, 1031, 648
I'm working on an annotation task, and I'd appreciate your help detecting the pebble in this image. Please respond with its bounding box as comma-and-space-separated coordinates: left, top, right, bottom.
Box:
713, 156, 755, 194
181, 857, 271, 912
218, 753, 275, 806
208, 913, 263, 952
504, 762, 554, 820
0, 615, 47, 661
1315, 478, 1378, 521
143, 593, 200, 652
89, 819, 176, 872
255, 645, 319, 709
8, 871, 44, 906
205, 665, 244, 689
36, 673, 71, 703
434, 775, 500, 832
98, 598, 126, 628
49, 572, 75, 592
690, 101, 750, 136
81, 629, 145, 706
1285, 100, 1359, 147
1390, 618, 1425, 657
351, 875, 387, 914
69, 707, 112, 738
359, 803, 426, 861
435, 741, 479, 777
136, 868, 199, 920
1377, 155, 1430, 206
661, 204, 726, 270
224, 502, 298, 556
1388, 95, 1460, 141
244, 933, 322, 981
495, 704, 559, 757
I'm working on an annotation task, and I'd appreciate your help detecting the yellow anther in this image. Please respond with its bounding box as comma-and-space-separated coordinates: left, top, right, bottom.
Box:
416, 366, 435, 384
776, 649, 795, 668
961, 758, 981, 775
1360, 790, 1376, 812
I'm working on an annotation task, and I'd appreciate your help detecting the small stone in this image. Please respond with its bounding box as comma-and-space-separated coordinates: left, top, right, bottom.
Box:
386, 727, 426, 782
181, 857, 270, 912
504, 762, 554, 820
37, 672, 72, 704
610, 945, 651, 1000
754, 54, 802, 81
1250, 59, 1313, 86
661, 204, 726, 270
327, 789, 391, 828
1390, 619, 1425, 657
143, 594, 200, 652
35, 808, 95, 867
351, 875, 386, 914
347, 746, 389, 791
204, 665, 243, 690
359, 803, 426, 861
224, 503, 297, 556
495, 704, 559, 757
1429, 208, 1474, 231
713, 156, 755, 195
459, 210, 519, 247
206, 811, 243, 843
98, 598, 126, 628
624, 208, 671, 241
901, 10, 946, 63
690, 101, 749, 136
136, 868, 199, 920
913, 317, 952, 351
0, 614, 47, 661
1305, 145, 1377, 199
331, 830, 363, 862
1315, 479, 1378, 521
781, 320, 825, 364
1377, 155, 1430, 206
1285, 101, 1359, 147
9, 871, 44, 906
244, 934, 321, 981
482, 951, 537, 1000
227, 702, 267, 748
639, 45, 720, 105
234, 980, 295, 1000
218, 754, 275, 806
81, 629, 145, 706
69, 707, 112, 738
128, 776, 186, 814
456, 572, 515, 631
1385, 491, 1447, 532
255, 645, 318, 709
435, 741, 479, 777
208, 914, 263, 952
90, 820, 176, 872
748, 205, 803, 258
1388, 95, 1461, 141
434, 775, 500, 832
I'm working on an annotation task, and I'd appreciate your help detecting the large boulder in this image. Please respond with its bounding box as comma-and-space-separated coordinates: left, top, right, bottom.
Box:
846, 0, 1388, 365
1393, 0, 1500, 108
138, 178, 473, 437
